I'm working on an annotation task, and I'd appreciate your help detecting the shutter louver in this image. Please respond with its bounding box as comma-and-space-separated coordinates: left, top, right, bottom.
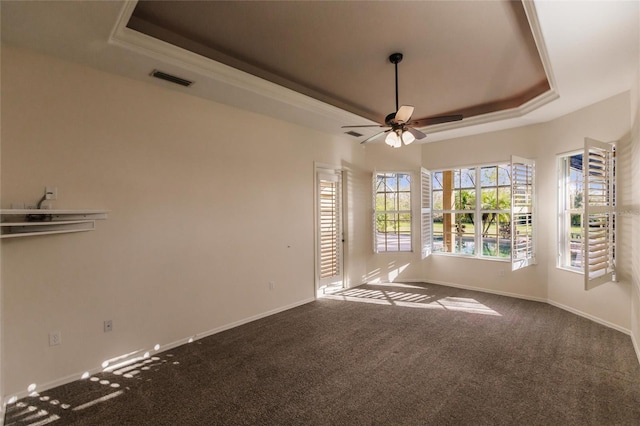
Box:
511, 156, 535, 271
584, 138, 615, 290
319, 176, 341, 280
421, 168, 432, 259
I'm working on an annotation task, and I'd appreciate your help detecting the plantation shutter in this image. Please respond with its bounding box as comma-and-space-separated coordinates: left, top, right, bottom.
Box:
511, 156, 535, 271
584, 138, 615, 290
372, 170, 379, 253
421, 168, 432, 259
318, 173, 342, 281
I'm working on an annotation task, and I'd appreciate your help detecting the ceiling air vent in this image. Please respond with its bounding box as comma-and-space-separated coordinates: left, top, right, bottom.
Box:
345, 131, 363, 137
150, 70, 193, 87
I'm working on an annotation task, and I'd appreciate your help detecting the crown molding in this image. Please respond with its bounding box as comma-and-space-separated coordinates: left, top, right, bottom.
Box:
109, 1, 374, 127
110, 1, 557, 139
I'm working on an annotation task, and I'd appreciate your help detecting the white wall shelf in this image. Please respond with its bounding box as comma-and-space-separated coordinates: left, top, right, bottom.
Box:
0, 209, 108, 239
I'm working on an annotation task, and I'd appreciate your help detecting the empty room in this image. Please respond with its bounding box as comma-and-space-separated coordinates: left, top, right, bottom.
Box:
2, 1, 640, 424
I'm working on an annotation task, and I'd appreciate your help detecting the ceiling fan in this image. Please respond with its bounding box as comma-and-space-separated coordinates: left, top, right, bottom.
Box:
343, 53, 463, 148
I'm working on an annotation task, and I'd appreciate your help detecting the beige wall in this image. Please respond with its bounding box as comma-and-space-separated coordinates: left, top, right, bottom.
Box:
0, 46, 368, 397
366, 92, 633, 331
3, 43, 639, 400
363, 143, 424, 283
420, 125, 546, 301
540, 93, 632, 330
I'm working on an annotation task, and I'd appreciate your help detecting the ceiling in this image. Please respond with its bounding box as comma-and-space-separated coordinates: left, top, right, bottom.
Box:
1, 1, 638, 143
127, 0, 549, 124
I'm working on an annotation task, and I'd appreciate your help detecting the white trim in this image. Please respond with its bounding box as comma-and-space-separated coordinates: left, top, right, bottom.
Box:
419, 0, 559, 136
511, 155, 536, 270
110, 2, 558, 139
314, 163, 345, 295
373, 171, 415, 254
546, 300, 630, 335
632, 333, 640, 367
430, 159, 511, 174
365, 277, 632, 336
420, 167, 432, 259
584, 138, 616, 289
632, 285, 640, 366
412, 279, 548, 304
109, 2, 371, 126
522, 0, 558, 93
431, 164, 517, 261
1, 297, 314, 405
430, 252, 510, 262
419, 89, 559, 135
189, 297, 315, 340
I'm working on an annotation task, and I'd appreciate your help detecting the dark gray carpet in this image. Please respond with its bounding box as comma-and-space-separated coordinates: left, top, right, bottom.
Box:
5, 282, 640, 425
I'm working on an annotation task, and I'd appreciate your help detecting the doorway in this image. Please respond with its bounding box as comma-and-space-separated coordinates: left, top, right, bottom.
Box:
316, 168, 344, 295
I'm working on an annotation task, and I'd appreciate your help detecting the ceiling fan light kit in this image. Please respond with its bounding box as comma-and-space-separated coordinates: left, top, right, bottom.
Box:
385, 129, 415, 148
342, 53, 463, 147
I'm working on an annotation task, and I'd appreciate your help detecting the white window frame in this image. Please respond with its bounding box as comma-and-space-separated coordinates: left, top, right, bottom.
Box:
556, 139, 616, 289
373, 171, 413, 253
428, 158, 535, 270
557, 150, 584, 273
430, 166, 479, 258
511, 156, 536, 271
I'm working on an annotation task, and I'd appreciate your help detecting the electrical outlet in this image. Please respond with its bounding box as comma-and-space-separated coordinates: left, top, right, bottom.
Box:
104, 320, 113, 332
45, 187, 57, 200
269, 281, 275, 290
49, 331, 61, 346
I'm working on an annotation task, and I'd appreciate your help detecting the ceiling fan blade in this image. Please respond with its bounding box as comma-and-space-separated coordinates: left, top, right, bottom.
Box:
405, 126, 427, 140
360, 129, 391, 145
410, 114, 463, 127
341, 124, 386, 128
394, 105, 414, 124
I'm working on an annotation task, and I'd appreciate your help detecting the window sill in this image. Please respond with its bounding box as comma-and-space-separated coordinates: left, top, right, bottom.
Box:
375, 251, 415, 255
431, 252, 510, 262
556, 265, 583, 275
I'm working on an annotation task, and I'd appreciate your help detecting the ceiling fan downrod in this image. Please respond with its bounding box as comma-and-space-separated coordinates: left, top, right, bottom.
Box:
340, 52, 463, 146
389, 52, 403, 112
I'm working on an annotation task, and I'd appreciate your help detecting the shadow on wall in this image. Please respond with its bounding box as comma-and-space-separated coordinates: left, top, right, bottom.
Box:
363, 260, 412, 284
616, 130, 635, 283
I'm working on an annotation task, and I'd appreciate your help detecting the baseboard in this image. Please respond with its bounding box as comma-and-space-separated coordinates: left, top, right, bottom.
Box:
378, 278, 632, 336
546, 299, 631, 335
188, 297, 316, 342
632, 332, 640, 367
407, 278, 549, 304
631, 281, 640, 365
2, 297, 315, 405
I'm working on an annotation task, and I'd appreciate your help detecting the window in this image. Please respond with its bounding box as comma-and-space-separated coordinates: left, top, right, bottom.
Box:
558, 152, 584, 271
432, 167, 478, 256
432, 166, 511, 258
374, 172, 412, 252
429, 157, 535, 269
479, 165, 512, 258
558, 139, 615, 289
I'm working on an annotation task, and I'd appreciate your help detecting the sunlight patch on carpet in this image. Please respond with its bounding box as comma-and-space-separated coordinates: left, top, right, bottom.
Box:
323, 289, 501, 316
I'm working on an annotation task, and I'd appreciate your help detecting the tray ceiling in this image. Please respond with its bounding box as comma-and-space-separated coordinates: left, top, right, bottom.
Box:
126, 0, 550, 125
1, 1, 637, 142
